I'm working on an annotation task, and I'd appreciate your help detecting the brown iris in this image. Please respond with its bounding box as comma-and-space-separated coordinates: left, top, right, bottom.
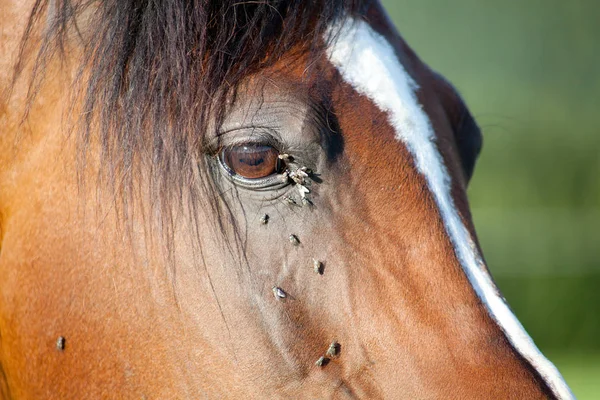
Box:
221, 144, 281, 179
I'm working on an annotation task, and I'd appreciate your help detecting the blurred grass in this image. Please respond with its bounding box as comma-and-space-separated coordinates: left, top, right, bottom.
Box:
382, 0, 600, 396
548, 352, 600, 399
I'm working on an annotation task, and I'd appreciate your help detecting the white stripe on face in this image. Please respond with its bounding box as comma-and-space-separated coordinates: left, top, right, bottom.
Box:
325, 17, 573, 400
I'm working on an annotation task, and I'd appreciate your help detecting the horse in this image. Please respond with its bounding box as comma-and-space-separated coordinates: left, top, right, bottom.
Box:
0, 0, 574, 398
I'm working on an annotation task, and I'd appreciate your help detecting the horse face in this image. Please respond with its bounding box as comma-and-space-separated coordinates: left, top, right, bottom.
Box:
0, 0, 572, 398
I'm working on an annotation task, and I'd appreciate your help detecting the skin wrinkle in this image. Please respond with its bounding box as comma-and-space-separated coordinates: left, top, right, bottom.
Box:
0, 0, 572, 399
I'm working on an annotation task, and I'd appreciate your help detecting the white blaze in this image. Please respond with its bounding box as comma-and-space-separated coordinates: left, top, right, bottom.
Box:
325, 17, 574, 400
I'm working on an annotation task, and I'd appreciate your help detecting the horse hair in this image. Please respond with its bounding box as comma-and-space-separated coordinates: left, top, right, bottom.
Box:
11, 0, 365, 265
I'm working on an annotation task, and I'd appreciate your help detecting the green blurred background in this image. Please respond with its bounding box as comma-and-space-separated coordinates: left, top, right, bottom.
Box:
382, 0, 599, 397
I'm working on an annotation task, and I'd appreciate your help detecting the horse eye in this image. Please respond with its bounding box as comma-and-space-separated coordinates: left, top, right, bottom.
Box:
221, 144, 281, 179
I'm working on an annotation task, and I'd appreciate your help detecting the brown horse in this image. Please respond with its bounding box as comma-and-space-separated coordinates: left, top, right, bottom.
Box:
0, 0, 574, 398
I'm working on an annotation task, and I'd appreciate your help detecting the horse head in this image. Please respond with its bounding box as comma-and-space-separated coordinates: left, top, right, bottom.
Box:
0, 0, 573, 398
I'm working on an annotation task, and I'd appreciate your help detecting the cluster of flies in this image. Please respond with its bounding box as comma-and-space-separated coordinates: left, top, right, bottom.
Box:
260, 153, 314, 226
264, 154, 340, 368
277, 154, 313, 207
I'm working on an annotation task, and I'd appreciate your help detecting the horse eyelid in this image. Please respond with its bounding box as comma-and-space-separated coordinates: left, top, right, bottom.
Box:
213, 126, 285, 150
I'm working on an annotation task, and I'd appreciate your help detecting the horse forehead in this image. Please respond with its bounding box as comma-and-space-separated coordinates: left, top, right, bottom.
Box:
222, 79, 311, 128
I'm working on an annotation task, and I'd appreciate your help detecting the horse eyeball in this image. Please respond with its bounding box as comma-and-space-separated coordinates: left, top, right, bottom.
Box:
221, 144, 281, 179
